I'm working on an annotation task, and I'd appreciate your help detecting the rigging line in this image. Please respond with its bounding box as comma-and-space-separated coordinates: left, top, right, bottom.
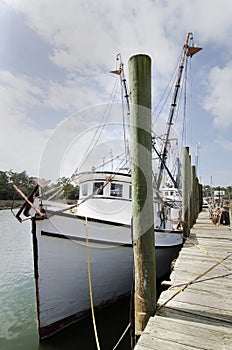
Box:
181, 58, 189, 146
78, 81, 119, 171
113, 156, 130, 174
47, 186, 64, 201
120, 75, 129, 162
37, 184, 63, 198
172, 55, 190, 130
72, 78, 120, 174
71, 152, 127, 184
156, 34, 196, 190
152, 51, 182, 125
156, 75, 184, 189
94, 152, 126, 171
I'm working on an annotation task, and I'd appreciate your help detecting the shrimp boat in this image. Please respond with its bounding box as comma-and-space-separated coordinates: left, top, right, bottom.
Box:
13, 33, 201, 340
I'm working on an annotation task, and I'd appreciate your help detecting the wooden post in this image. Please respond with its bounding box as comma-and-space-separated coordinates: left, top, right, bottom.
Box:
199, 183, 203, 213
229, 208, 232, 234
128, 54, 156, 337
188, 154, 193, 229
192, 166, 197, 223
182, 147, 190, 238
196, 177, 200, 217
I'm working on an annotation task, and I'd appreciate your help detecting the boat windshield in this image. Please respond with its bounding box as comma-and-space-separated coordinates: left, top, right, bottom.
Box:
110, 183, 123, 197
93, 182, 104, 195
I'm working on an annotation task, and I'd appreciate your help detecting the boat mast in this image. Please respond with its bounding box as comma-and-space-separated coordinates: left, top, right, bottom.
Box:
156, 32, 202, 190
111, 53, 130, 115
111, 54, 130, 164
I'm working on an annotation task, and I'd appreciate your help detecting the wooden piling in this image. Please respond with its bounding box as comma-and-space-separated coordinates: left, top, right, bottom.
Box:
182, 147, 190, 238
128, 54, 156, 337
188, 154, 193, 229
191, 165, 197, 224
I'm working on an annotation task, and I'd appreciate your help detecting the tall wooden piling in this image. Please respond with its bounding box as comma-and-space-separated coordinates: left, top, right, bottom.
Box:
182, 146, 190, 238
196, 177, 200, 216
188, 153, 193, 229
192, 166, 197, 224
128, 54, 156, 337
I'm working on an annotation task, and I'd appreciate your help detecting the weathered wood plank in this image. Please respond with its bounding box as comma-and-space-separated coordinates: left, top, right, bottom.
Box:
136, 315, 232, 349
134, 210, 232, 350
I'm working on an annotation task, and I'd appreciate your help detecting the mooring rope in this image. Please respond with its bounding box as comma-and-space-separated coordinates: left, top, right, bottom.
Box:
85, 216, 101, 350
85, 217, 132, 350
157, 253, 232, 311
112, 322, 131, 350
169, 271, 232, 289
185, 236, 232, 271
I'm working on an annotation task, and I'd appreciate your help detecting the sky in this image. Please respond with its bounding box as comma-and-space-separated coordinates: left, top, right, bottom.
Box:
0, 0, 232, 187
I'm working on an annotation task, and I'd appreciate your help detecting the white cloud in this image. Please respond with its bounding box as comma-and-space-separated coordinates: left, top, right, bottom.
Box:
0, 70, 51, 175
2, 0, 232, 185
4, 0, 232, 69
5, 0, 232, 112
203, 63, 232, 128
2, 0, 186, 75
0, 70, 43, 122
215, 135, 232, 152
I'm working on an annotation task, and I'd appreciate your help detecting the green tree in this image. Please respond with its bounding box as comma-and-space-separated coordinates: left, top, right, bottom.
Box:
8, 170, 35, 199
225, 186, 232, 199
0, 171, 13, 199
56, 177, 79, 200
63, 183, 79, 200
203, 185, 211, 198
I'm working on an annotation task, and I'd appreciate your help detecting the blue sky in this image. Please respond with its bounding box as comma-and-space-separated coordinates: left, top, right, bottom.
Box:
0, 0, 232, 187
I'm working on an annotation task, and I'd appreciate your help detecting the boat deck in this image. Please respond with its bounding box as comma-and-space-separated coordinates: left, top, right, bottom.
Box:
134, 209, 232, 349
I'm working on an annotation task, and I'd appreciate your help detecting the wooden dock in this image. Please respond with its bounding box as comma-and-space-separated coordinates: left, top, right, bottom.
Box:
134, 209, 232, 349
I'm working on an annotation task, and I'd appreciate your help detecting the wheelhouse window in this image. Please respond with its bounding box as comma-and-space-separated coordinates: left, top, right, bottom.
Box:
110, 183, 123, 197
81, 183, 88, 197
93, 182, 104, 195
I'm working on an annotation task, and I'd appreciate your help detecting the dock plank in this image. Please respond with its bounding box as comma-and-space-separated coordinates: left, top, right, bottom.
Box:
134, 210, 232, 349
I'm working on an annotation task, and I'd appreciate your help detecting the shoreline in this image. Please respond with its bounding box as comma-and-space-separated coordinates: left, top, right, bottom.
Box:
0, 199, 76, 210
0, 200, 24, 210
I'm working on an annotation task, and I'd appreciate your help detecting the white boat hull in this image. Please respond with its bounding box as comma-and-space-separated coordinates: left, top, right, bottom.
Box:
32, 211, 182, 339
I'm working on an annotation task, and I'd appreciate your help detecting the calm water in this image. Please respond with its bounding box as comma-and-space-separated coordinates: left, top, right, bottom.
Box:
0, 210, 132, 350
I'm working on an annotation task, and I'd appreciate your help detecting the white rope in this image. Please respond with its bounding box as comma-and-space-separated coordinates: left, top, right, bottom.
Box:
112, 322, 131, 350
85, 216, 101, 350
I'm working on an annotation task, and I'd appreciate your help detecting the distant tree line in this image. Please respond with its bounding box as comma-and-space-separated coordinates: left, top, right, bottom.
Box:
1, 170, 231, 202
0, 170, 79, 200
203, 185, 232, 199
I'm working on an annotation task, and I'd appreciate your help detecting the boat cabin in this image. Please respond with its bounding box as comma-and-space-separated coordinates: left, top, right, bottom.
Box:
76, 171, 132, 201
73, 171, 132, 225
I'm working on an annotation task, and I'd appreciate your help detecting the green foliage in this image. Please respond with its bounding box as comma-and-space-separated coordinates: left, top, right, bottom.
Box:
203, 184, 232, 200
0, 170, 35, 200
63, 183, 79, 200
56, 177, 79, 200
0, 171, 79, 201
0, 171, 13, 199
